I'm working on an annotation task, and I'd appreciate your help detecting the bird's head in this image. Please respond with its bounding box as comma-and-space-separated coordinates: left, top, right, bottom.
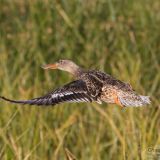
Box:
42, 59, 81, 75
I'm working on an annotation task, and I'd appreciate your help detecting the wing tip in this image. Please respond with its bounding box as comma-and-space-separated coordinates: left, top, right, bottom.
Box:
0, 96, 10, 101
0, 96, 26, 104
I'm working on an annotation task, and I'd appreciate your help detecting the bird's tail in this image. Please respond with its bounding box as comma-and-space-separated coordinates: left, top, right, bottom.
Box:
140, 95, 151, 105
119, 94, 151, 107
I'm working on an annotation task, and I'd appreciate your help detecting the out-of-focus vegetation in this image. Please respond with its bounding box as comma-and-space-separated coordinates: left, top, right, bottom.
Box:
0, 0, 160, 159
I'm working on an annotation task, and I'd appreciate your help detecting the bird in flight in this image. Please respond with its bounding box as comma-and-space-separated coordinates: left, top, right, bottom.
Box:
0, 59, 150, 107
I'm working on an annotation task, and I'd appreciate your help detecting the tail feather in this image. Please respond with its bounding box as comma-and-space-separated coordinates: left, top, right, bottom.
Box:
140, 95, 151, 104
119, 95, 151, 107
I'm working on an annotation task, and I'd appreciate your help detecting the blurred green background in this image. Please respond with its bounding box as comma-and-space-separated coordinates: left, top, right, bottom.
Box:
0, 0, 160, 159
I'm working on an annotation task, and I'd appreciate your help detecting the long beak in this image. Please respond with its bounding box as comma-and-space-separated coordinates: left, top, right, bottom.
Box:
41, 63, 58, 70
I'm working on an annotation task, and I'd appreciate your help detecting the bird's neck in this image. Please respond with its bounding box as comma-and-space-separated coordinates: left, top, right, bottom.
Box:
69, 66, 83, 77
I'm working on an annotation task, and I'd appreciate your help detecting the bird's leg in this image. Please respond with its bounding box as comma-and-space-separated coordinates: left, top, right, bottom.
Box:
113, 94, 124, 108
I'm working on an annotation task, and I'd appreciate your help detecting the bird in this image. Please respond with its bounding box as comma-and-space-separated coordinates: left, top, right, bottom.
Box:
0, 59, 151, 107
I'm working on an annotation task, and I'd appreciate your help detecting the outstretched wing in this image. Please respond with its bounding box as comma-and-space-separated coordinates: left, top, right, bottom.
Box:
0, 80, 93, 106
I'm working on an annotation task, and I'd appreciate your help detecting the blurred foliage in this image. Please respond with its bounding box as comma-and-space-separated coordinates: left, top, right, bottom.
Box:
0, 0, 160, 159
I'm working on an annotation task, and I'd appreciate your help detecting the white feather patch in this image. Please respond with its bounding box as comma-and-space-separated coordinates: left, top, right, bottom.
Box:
51, 91, 89, 103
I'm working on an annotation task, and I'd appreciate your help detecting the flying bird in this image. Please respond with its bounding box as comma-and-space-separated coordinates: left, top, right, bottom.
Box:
0, 59, 150, 107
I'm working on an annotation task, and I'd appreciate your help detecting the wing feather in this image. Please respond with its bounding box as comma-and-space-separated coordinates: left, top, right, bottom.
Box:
0, 80, 93, 106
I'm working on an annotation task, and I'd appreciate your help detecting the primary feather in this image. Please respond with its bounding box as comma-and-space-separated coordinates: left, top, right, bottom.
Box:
0, 80, 92, 106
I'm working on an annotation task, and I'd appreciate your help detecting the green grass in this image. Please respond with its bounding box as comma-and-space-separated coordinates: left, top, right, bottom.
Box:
0, 0, 160, 159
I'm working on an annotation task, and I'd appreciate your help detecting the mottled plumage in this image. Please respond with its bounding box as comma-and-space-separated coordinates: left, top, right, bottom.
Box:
0, 60, 151, 107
